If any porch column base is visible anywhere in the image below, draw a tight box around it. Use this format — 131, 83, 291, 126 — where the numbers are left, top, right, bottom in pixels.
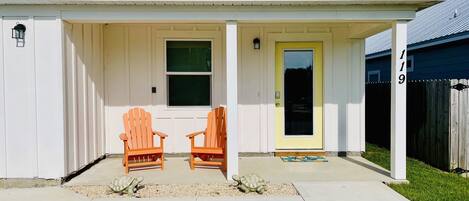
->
384, 179, 410, 185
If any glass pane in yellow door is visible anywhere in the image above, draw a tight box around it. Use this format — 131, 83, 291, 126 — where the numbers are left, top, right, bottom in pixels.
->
275, 42, 323, 150
284, 50, 314, 135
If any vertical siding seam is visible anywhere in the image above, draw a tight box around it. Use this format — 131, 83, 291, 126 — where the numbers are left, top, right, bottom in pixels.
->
263, 26, 270, 152
124, 26, 132, 107
256, 26, 262, 152
261, 27, 266, 152
125, 27, 130, 106
72, 24, 78, 171
0, 17, 7, 177
91, 25, 97, 160
349, 39, 354, 151
103, 24, 109, 154
257, 27, 263, 152
31, 16, 39, 177
345, 39, 350, 152
93, 24, 97, 158
82, 24, 89, 165
238, 27, 242, 151
60, 19, 69, 176
147, 26, 151, 108
100, 25, 106, 155
347, 39, 352, 151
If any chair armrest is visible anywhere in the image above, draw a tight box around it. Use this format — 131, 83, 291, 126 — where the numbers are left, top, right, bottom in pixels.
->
186, 131, 205, 138
119, 133, 128, 141
154, 131, 168, 138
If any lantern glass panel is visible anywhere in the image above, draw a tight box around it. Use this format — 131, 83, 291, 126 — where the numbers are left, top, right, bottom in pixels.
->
18, 31, 25, 39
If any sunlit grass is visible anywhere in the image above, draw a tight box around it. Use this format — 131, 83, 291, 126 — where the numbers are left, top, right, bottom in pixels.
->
363, 143, 469, 201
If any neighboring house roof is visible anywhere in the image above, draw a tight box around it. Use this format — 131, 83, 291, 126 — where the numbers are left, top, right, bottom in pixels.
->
0, 0, 440, 7
366, 0, 469, 57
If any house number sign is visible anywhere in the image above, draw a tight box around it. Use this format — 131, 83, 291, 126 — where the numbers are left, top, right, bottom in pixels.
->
398, 49, 406, 84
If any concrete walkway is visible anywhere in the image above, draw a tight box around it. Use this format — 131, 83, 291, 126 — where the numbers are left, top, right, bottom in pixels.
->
0, 182, 409, 201
294, 181, 409, 201
0, 187, 89, 201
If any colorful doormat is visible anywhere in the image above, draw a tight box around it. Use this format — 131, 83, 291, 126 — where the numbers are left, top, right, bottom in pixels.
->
280, 156, 328, 162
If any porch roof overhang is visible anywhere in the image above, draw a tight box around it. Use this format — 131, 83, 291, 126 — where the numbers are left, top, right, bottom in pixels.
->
0, 0, 441, 9
0, 0, 442, 23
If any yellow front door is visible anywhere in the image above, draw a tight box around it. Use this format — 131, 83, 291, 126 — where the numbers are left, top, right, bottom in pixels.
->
275, 42, 323, 150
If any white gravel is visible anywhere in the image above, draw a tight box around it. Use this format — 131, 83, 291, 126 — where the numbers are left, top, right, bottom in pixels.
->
67, 183, 298, 199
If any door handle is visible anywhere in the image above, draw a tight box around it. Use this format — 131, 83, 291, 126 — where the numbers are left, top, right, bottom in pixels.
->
275, 91, 281, 107
275, 91, 281, 99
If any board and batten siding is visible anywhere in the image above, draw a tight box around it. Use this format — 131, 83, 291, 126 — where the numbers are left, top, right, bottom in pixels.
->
103, 23, 366, 154
0, 16, 65, 178
63, 22, 106, 175
103, 24, 225, 154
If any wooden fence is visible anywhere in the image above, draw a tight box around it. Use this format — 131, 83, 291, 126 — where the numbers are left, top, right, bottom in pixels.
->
366, 79, 469, 171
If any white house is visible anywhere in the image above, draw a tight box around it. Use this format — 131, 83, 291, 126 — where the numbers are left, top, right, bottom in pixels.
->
0, 0, 439, 181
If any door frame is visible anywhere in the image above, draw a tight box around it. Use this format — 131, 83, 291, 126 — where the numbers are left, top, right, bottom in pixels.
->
264, 32, 332, 151
274, 42, 324, 150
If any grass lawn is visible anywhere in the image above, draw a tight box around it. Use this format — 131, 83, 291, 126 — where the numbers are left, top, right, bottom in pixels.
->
363, 143, 469, 201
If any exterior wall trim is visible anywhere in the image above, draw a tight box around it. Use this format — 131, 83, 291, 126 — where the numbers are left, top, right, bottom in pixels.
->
0, 16, 5, 178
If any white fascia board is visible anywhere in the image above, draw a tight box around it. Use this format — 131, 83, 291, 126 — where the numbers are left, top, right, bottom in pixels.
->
0, 7, 60, 17
1, 5, 416, 22
60, 9, 416, 22
0, 0, 441, 7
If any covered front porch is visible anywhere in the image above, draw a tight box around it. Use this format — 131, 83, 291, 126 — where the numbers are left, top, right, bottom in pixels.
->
57, 1, 418, 183
64, 156, 395, 186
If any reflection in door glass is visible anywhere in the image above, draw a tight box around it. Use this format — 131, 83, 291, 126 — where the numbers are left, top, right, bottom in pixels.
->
284, 50, 313, 135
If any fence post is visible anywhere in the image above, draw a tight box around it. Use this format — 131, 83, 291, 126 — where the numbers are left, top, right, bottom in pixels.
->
460, 79, 469, 170
450, 79, 460, 170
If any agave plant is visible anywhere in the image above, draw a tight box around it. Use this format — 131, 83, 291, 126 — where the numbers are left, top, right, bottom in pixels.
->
108, 176, 144, 197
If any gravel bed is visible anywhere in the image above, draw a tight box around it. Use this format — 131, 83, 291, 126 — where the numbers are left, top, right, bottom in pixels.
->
67, 183, 298, 198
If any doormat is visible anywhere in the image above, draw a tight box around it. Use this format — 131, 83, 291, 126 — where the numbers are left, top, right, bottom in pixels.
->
280, 156, 328, 162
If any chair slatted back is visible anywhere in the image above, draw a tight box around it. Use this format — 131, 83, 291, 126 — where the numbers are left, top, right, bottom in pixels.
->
123, 108, 154, 150
204, 107, 227, 148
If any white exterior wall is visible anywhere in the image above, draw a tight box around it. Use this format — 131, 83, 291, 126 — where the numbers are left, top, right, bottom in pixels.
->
322, 27, 366, 153
104, 23, 366, 154
0, 16, 65, 178
103, 24, 225, 154
0, 4, 415, 179
63, 22, 106, 175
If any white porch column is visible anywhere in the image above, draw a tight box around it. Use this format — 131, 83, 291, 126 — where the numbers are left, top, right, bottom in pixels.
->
391, 21, 407, 180
225, 20, 239, 179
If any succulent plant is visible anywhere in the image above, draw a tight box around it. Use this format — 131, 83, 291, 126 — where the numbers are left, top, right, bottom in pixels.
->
108, 176, 144, 197
232, 174, 267, 194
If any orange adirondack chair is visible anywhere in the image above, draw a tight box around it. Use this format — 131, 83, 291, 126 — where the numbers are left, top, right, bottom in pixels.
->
119, 108, 167, 173
186, 107, 227, 171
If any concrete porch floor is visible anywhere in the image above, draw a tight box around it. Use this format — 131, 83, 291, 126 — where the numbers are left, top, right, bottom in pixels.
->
64, 156, 396, 186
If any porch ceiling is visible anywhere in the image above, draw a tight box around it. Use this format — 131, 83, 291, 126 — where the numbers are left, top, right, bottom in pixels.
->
0, 0, 442, 10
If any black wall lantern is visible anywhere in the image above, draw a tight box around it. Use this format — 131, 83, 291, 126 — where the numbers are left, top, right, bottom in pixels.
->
253, 38, 260, 49
12, 23, 26, 47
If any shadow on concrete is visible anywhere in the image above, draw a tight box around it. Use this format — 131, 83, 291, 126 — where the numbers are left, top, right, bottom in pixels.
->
341, 157, 391, 178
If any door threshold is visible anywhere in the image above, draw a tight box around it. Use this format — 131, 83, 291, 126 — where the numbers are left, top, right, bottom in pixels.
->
274, 150, 326, 157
